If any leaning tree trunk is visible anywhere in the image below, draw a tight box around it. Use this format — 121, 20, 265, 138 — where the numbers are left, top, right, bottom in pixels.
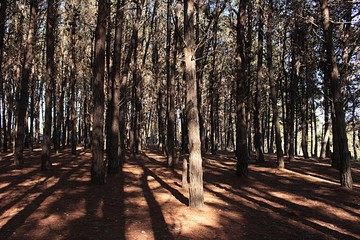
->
235, 0, 249, 177
184, 0, 204, 209
15, 0, 38, 167
41, 0, 56, 170
91, 0, 107, 184
319, 0, 352, 189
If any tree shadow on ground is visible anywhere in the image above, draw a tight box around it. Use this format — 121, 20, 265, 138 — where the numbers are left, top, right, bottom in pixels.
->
0, 147, 359, 239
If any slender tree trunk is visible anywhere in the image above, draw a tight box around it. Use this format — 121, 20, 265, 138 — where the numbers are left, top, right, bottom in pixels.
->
184, 0, 204, 209
53, 75, 59, 153
130, 0, 144, 157
267, 0, 283, 168
41, 0, 56, 170
15, 0, 38, 167
352, 103, 357, 160
91, 0, 107, 184
0, 0, 7, 158
166, 0, 175, 167
320, 72, 331, 159
281, 28, 288, 156
210, 18, 219, 155
70, 5, 78, 155
118, 0, 127, 163
301, 81, 309, 159
107, 0, 123, 174
312, 96, 318, 157
59, 75, 66, 149
254, 0, 264, 162
319, 0, 352, 189
236, 0, 249, 177
288, 10, 302, 161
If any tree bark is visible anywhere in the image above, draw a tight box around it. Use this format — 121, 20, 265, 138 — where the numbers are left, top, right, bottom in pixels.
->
254, 0, 264, 162
0, 0, 7, 159
119, 0, 128, 163
70, 5, 78, 156
107, 0, 124, 174
267, 0, 283, 168
166, 0, 175, 167
319, 0, 352, 189
236, 0, 249, 177
184, 0, 204, 209
91, 0, 107, 184
41, 0, 56, 170
15, 0, 38, 167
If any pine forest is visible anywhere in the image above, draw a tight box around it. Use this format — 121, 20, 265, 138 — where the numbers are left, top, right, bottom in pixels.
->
0, 0, 359, 239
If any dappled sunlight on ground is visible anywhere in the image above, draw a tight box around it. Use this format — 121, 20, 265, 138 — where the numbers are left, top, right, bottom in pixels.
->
0, 148, 359, 239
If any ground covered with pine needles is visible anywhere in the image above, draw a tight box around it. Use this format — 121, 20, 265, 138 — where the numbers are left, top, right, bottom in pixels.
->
0, 147, 359, 239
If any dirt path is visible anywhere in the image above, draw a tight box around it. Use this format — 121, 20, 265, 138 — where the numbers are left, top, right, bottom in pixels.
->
0, 148, 359, 239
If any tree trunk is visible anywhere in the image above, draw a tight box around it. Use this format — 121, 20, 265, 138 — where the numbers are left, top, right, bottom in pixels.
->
236, 0, 249, 177
184, 0, 204, 209
312, 96, 318, 157
210, 18, 219, 155
91, 0, 107, 184
166, 0, 175, 167
130, 0, 144, 157
0, 0, 7, 158
41, 0, 56, 170
352, 103, 357, 160
70, 5, 78, 156
107, 0, 124, 174
281, 28, 289, 156
254, 0, 264, 162
320, 68, 331, 159
319, 0, 352, 189
118, 0, 127, 164
267, 0, 283, 168
15, 0, 38, 167
300, 81, 309, 159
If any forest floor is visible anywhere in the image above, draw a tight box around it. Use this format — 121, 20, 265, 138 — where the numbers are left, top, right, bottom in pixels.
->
0, 147, 359, 240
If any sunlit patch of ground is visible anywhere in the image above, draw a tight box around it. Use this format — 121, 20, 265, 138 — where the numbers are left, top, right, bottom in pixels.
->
0, 147, 359, 239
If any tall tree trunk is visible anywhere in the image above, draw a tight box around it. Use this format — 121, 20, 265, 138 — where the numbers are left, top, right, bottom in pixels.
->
0, 0, 7, 158
288, 5, 302, 161
267, 0, 283, 168
166, 0, 175, 167
184, 0, 204, 209
254, 0, 264, 162
91, 0, 107, 184
70, 5, 78, 155
130, 0, 144, 157
41, 0, 56, 170
15, 0, 38, 167
107, 0, 124, 174
119, 0, 128, 163
319, 0, 352, 189
281, 28, 289, 156
210, 18, 219, 155
236, 0, 249, 177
